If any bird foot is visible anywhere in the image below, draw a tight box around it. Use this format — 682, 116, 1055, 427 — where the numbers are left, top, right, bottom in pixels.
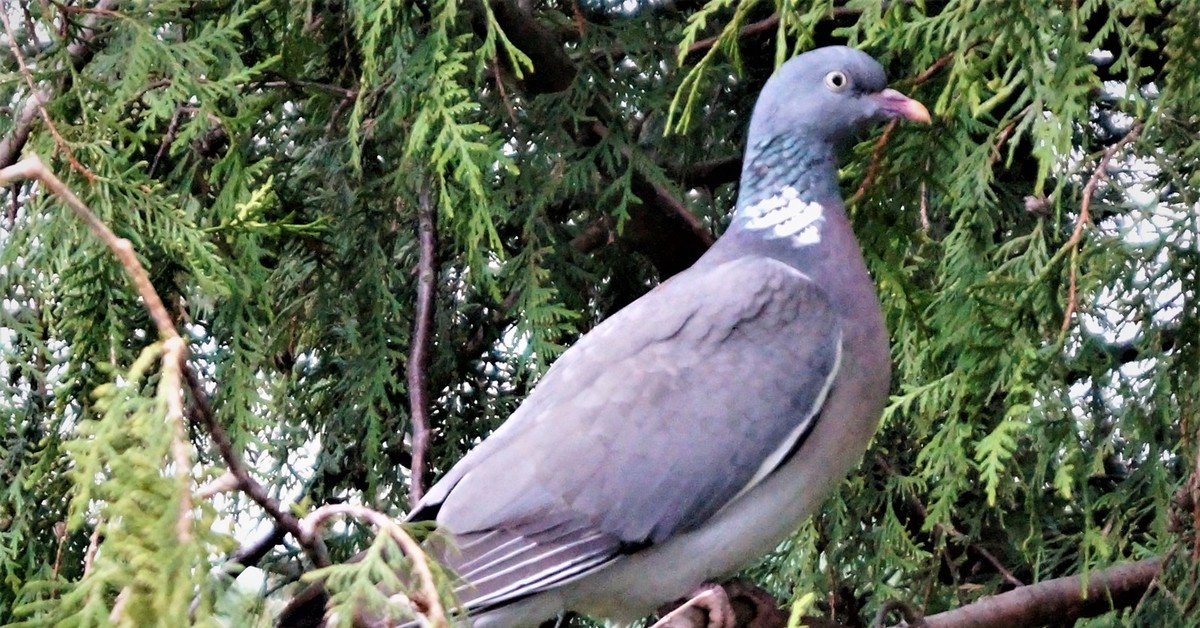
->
652, 583, 735, 628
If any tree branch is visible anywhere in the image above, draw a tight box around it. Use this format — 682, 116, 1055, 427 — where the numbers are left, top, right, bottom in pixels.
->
1061, 121, 1143, 334
407, 189, 438, 507
183, 365, 330, 568
916, 557, 1163, 628
0, 0, 115, 172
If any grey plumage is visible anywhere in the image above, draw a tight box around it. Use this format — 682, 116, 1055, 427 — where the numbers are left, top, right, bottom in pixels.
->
278, 45, 929, 628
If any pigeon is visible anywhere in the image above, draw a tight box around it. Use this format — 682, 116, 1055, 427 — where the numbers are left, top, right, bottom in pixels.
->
280, 45, 929, 628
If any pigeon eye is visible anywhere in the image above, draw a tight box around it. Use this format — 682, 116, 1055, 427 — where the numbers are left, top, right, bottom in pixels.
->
824, 71, 849, 92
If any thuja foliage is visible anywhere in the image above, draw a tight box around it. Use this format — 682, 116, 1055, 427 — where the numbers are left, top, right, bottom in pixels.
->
1, 0, 1197, 626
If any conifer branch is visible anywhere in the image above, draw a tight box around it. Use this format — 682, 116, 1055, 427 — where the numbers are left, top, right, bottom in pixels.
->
0, 0, 113, 168
299, 504, 448, 628
0, 157, 195, 546
0, 155, 331, 567
0, 7, 94, 180
407, 189, 438, 506
1061, 122, 1143, 334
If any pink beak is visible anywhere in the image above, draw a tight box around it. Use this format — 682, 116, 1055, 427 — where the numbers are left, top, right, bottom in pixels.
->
873, 88, 932, 124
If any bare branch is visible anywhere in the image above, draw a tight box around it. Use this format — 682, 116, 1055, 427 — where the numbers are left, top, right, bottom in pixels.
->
183, 365, 331, 568
685, 14, 780, 61
917, 557, 1163, 628
407, 189, 438, 506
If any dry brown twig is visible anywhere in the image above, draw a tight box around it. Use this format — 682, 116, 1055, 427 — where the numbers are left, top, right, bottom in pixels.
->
298, 503, 448, 628
1060, 122, 1144, 334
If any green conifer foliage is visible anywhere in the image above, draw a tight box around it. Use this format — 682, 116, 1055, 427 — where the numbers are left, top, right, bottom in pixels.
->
1, 1, 1197, 625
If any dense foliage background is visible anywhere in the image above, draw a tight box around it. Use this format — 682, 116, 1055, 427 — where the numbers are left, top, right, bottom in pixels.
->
2, 0, 1198, 626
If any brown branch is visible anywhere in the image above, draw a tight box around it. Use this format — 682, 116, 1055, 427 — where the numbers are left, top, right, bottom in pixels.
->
183, 365, 330, 568
685, 14, 780, 61
913, 49, 957, 86
1060, 122, 1143, 334
916, 557, 1163, 628
407, 189, 438, 507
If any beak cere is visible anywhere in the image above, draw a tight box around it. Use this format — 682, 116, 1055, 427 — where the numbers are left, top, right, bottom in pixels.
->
873, 88, 932, 124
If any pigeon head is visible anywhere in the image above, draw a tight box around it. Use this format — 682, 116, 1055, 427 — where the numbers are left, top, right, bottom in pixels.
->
748, 46, 930, 149
737, 46, 929, 212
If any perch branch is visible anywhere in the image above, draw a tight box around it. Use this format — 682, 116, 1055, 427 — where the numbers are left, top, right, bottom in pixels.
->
916, 557, 1163, 628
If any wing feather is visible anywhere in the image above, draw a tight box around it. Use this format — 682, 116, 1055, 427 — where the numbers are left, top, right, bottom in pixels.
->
411, 255, 841, 611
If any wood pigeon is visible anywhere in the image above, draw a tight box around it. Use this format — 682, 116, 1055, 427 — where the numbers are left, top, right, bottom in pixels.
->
281, 45, 929, 627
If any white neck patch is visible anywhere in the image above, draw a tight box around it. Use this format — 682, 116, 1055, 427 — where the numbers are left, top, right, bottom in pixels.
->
736, 186, 824, 245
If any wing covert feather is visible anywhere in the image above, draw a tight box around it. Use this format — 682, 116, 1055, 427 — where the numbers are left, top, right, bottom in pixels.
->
428, 255, 841, 543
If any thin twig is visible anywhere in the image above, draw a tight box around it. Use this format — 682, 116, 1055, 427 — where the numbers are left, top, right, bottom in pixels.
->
913, 49, 957, 86
918, 180, 930, 231
299, 503, 448, 628
685, 14, 780, 60
0, 10, 94, 181
1060, 122, 1143, 334
183, 365, 330, 567
109, 586, 132, 623
196, 471, 241, 500
407, 189, 438, 506
848, 120, 898, 206
83, 518, 103, 577
149, 104, 184, 177
876, 454, 1025, 587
